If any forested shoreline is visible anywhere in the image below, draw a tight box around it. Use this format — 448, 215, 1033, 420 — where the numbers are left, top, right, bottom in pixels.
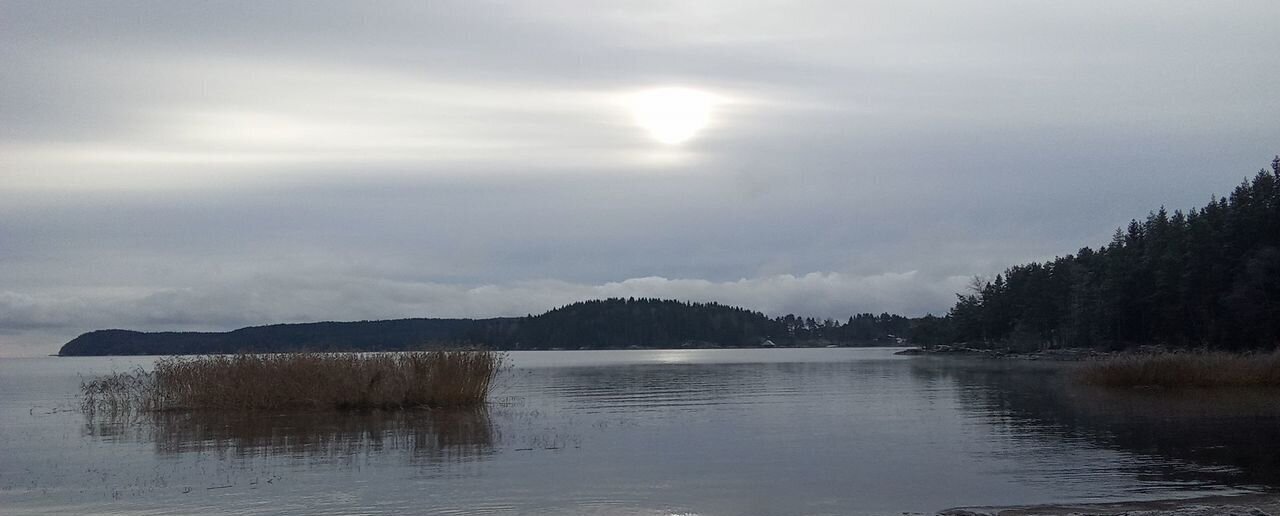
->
939, 157, 1280, 351
59, 157, 1279, 356
57, 298, 913, 356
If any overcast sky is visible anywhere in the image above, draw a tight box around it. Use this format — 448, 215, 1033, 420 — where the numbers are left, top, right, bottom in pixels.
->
2, 1, 1278, 355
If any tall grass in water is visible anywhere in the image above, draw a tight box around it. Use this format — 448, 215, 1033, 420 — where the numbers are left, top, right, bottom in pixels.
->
1076, 351, 1280, 388
81, 351, 504, 414
80, 366, 162, 416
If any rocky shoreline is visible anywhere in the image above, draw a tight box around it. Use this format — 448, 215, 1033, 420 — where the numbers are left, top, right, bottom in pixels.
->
937, 492, 1280, 515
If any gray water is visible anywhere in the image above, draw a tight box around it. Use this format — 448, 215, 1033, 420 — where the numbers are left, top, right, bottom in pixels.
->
3, 348, 1279, 515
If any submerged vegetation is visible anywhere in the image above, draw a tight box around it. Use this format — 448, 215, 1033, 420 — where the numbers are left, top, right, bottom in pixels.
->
1077, 351, 1280, 388
80, 350, 504, 414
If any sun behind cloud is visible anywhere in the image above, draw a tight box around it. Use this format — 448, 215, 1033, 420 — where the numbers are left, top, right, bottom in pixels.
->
627, 87, 721, 145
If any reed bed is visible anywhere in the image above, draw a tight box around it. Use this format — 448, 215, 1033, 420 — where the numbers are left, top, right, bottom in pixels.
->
80, 366, 161, 416
80, 350, 504, 413
1076, 351, 1280, 388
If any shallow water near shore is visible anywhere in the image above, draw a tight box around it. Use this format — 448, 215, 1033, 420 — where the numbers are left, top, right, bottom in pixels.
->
3, 348, 1280, 515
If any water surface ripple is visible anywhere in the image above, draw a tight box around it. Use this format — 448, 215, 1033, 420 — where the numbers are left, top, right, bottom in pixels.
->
2, 348, 1278, 515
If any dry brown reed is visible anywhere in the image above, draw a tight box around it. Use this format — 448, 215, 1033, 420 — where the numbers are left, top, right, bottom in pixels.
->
80, 350, 504, 413
1075, 351, 1280, 388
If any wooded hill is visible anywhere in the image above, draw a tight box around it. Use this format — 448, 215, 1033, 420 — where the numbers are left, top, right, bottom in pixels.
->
57, 298, 912, 356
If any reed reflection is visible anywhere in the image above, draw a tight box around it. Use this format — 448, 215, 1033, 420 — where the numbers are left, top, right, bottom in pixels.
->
85, 408, 497, 464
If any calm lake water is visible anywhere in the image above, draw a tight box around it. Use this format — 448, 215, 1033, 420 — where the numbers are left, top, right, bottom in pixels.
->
3, 348, 1280, 515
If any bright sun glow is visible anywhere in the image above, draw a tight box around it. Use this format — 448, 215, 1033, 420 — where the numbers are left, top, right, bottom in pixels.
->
629, 87, 719, 145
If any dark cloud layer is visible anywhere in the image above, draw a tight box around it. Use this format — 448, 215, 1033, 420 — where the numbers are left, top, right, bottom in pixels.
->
2, 1, 1278, 355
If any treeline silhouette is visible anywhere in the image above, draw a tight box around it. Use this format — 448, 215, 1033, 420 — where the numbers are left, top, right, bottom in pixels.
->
941, 157, 1280, 351
508, 299, 911, 349
58, 298, 912, 356
59, 157, 1278, 356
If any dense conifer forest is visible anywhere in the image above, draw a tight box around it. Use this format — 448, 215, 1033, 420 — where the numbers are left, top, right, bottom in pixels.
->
940, 157, 1280, 351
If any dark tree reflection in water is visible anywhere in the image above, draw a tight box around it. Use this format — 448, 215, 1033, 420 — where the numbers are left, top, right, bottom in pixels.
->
911, 359, 1280, 489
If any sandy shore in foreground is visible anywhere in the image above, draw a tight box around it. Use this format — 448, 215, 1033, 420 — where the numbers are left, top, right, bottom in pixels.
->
938, 492, 1280, 515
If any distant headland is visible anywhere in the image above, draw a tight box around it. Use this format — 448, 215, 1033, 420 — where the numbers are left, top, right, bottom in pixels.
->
57, 298, 917, 356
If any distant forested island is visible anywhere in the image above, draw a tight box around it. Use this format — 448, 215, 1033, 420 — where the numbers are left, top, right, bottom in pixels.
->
57, 298, 915, 356
59, 157, 1278, 357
